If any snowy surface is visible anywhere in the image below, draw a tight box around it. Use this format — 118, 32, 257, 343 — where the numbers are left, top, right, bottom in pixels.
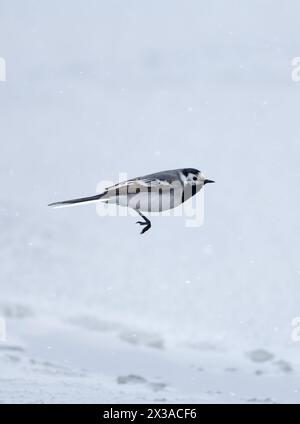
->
1, 313, 300, 403
1, 0, 300, 403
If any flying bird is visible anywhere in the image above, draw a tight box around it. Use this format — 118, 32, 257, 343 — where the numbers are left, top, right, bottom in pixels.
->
48, 168, 214, 234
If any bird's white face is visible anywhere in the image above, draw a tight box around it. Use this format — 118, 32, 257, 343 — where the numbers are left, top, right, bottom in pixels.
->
185, 171, 202, 185
182, 170, 215, 187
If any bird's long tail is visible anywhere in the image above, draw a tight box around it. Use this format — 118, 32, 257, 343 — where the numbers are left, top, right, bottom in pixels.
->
48, 191, 107, 208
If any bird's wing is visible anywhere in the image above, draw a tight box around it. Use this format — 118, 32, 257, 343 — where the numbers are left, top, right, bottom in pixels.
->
104, 177, 181, 197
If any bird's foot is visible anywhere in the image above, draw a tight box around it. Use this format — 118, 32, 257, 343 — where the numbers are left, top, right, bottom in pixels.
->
140, 223, 151, 234
136, 220, 151, 234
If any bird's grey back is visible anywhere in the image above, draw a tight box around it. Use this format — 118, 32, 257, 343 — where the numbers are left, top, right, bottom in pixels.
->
132, 169, 182, 184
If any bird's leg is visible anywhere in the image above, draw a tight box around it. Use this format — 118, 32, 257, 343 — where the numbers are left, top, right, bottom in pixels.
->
135, 210, 152, 234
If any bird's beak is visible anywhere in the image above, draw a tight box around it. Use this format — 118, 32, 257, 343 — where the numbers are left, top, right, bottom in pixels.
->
204, 179, 215, 185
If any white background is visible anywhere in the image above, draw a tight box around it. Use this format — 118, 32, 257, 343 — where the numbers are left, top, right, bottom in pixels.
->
0, 0, 300, 403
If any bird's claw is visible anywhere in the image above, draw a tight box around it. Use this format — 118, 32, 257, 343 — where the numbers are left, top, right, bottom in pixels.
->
140, 224, 151, 234
135, 220, 151, 234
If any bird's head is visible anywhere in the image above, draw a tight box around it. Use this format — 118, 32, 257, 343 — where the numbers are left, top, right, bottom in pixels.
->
181, 168, 215, 187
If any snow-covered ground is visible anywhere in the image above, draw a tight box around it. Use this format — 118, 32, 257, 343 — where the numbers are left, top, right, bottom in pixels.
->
1, 314, 300, 404
1, 0, 300, 403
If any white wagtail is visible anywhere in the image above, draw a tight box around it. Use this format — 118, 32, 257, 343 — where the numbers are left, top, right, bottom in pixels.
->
49, 168, 214, 234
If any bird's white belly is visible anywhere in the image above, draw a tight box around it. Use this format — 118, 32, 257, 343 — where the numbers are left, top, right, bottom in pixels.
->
108, 191, 182, 212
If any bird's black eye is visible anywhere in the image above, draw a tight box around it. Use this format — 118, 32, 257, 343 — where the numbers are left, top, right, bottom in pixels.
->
193, 176, 197, 181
